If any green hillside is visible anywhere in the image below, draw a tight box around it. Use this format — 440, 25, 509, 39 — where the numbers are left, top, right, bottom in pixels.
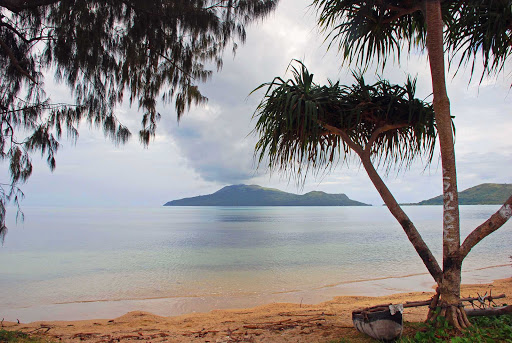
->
164, 184, 369, 206
415, 183, 512, 205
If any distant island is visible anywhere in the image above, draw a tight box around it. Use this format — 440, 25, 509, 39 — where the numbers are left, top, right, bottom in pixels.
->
164, 184, 370, 206
408, 183, 512, 205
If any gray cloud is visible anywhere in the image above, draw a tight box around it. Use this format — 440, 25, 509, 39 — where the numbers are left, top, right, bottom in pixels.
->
7, 0, 511, 208
165, 0, 511, 206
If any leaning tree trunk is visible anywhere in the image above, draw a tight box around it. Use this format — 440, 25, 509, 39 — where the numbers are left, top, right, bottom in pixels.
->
424, 0, 469, 330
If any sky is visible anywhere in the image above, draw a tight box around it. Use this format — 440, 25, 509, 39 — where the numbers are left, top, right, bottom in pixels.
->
6, 0, 512, 209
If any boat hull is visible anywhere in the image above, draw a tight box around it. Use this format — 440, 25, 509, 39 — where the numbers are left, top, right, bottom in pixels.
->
352, 309, 403, 341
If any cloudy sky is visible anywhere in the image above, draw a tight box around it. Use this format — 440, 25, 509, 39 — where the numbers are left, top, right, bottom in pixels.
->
9, 0, 512, 208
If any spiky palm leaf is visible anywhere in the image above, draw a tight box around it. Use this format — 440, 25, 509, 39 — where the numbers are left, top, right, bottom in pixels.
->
252, 61, 437, 178
313, 0, 512, 79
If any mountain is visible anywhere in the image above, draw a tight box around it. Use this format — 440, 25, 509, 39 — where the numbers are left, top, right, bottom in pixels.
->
164, 184, 370, 206
413, 183, 512, 205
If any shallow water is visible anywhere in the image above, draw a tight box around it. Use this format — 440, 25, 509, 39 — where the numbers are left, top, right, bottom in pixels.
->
0, 205, 510, 322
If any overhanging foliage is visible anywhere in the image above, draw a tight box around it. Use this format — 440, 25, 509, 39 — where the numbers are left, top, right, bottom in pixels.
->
0, 0, 278, 240
252, 61, 437, 178
313, 0, 512, 79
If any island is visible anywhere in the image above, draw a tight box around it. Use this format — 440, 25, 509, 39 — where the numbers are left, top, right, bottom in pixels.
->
410, 183, 512, 205
164, 184, 369, 206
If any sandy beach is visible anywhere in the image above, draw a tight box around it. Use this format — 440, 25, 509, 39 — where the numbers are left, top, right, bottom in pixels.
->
2, 277, 510, 343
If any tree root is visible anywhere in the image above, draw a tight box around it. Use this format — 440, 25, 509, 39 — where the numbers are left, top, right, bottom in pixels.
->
460, 307, 471, 327
428, 304, 471, 331
426, 287, 440, 322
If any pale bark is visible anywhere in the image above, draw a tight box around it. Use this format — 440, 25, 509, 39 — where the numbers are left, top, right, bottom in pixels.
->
459, 194, 512, 259
425, 0, 461, 303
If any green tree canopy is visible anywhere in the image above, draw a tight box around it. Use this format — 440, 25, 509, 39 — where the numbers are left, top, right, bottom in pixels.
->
0, 0, 278, 240
253, 62, 437, 177
314, 0, 512, 78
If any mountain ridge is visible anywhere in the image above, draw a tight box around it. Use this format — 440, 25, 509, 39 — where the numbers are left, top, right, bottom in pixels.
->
409, 183, 512, 205
164, 184, 370, 206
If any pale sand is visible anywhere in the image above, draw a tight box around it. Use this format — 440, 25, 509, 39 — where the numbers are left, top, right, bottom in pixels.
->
2, 278, 511, 343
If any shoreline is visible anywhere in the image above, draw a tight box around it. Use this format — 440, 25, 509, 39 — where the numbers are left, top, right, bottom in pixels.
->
3, 277, 511, 343
2, 264, 510, 324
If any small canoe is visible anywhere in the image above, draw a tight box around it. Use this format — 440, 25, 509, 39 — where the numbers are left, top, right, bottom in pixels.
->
352, 304, 403, 341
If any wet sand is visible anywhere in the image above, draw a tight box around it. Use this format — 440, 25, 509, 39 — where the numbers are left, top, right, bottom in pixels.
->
3, 277, 511, 343
5, 264, 510, 323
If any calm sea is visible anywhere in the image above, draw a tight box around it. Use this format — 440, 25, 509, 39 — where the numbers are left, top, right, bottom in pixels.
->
1, 205, 510, 322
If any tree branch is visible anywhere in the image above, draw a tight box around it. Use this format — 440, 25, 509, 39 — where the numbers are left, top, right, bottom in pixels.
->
365, 123, 409, 153
0, 37, 37, 84
158, 52, 196, 81
0, 21, 28, 43
319, 121, 363, 155
0, 0, 60, 12
320, 118, 443, 283
459, 194, 512, 260
358, 152, 443, 283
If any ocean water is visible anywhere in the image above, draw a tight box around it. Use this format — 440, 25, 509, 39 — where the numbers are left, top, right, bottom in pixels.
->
0, 205, 510, 322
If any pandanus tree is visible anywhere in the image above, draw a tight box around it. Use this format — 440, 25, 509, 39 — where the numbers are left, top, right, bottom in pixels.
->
253, 0, 512, 330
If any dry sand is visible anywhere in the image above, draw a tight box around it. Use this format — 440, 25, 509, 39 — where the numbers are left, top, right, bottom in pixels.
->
2, 278, 511, 343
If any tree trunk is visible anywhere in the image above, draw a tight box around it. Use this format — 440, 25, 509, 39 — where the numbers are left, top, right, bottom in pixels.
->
424, 0, 468, 330
358, 152, 442, 283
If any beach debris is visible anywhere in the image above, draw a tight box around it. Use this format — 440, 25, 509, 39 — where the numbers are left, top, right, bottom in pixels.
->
465, 305, 512, 317
148, 331, 170, 339
356, 292, 506, 313
71, 332, 104, 340
278, 311, 335, 317
25, 324, 54, 334
243, 316, 327, 331
465, 291, 503, 309
116, 334, 142, 340
353, 291, 508, 340
186, 328, 220, 338
463, 290, 511, 317
215, 331, 255, 343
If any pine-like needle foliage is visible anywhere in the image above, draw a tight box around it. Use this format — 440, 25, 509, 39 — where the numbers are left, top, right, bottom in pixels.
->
252, 61, 437, 180
0, 0, 278, 238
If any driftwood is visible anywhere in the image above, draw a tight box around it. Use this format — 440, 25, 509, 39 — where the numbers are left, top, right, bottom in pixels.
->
465, 305, 512, 317
354, 293, 506, 313
278, 311, 335, 317
243, 316, 327, 331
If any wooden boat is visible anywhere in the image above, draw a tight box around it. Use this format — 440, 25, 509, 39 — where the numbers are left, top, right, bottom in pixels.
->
352, 304, 403, 341
351, 293, 508, 340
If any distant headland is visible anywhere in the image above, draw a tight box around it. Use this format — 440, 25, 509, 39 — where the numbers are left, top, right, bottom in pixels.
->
407, 183, 512, 205
164, 184, 370, 206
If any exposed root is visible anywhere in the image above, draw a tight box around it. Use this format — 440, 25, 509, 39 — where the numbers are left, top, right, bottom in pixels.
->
460, 307, 471, 327
426, 287, 440, 322
447, 306, 463, 331
429, 304, 471, 331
